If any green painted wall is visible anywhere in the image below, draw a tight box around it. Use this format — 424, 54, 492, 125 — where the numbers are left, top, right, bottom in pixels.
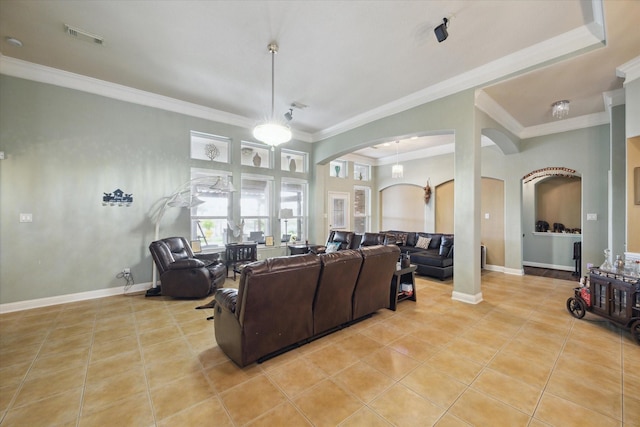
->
0, 75, 310, 304
0, 73, 623, 305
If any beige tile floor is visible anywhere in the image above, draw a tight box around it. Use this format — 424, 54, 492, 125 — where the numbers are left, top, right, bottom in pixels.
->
1, 271, 638, 426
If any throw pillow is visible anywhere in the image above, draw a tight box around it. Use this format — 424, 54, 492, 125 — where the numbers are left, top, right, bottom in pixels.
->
397, 232, 408, 246
325, 242, 341, 253
415, 236, 432, 249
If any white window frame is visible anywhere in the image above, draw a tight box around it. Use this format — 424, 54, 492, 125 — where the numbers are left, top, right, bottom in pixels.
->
190, 131, 231, 164
354, 185, 371, 233
281, 178, 308, 242
281, 149, 307, 173
241, 173, 273, 241
190, 168, 233, 249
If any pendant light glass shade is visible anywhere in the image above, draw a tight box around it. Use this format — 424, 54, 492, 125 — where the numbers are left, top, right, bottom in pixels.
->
392, 141, 403, 178
253, 122, 291, 146
253, 43, 291, 147
392, 164, 404, 178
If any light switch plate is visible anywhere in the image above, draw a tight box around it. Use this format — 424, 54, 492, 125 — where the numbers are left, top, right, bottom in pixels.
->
587, 213, 598, 221
19, 213, 33, 223
0, 151, 4, 160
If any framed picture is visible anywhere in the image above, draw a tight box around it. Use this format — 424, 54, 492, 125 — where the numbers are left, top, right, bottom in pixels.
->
264, 235, 274, 246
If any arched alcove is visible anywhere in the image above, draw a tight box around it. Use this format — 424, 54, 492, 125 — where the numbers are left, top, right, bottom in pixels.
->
380, 184, 424, 231
522, 167, 582, 272
435, 178, 506, 267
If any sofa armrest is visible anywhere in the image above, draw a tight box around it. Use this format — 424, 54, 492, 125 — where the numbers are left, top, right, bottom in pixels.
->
215, 288, 238, 313
195, 253, 221, 266
168, 258, 206, 269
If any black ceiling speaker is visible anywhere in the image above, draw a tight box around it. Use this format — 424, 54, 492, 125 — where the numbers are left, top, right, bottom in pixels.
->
434, 18, 449, 43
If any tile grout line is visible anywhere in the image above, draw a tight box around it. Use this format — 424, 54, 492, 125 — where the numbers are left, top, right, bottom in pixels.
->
0, 309, 63, 425
74, 304, 99, 427
526, 293, 576, 426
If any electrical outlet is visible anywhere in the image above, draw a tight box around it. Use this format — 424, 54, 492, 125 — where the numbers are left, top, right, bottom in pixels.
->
123, 268, 130, 274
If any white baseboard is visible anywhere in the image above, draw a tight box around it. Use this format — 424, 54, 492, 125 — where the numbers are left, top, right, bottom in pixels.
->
484, 264, 524, 276
0, 282, 152, 314
523, 261, 574, 272
504, 267, 525, 276
451, 291, 484, 304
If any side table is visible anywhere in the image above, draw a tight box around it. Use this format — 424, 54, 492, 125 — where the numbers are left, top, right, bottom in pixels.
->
225, 243, 257, 280
389, 264, 417, 310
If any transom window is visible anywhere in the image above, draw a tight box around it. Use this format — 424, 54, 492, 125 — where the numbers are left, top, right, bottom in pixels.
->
190, 131, 230, 163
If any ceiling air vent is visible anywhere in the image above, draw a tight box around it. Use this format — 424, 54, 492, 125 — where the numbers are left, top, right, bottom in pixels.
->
64, 24, 104, 45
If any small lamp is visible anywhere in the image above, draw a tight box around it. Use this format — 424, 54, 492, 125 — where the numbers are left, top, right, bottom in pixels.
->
279, 208, 293, 241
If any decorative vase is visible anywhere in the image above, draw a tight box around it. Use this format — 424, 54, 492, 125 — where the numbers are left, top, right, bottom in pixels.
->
289, 158, 296, 172
334, 165, 340, 177
253, 153, 261, 167
600, 249, 613, 271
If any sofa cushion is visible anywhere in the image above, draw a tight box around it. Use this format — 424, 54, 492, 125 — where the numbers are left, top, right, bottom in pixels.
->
418, 233, 442, 250
439, 235, 454, 257
382, 230, 409, 246
410, 251, 453, 268
325, 242, 341, 253
361, 232, 385, 246
405, 232, 417, 247
415, 236, 431, 249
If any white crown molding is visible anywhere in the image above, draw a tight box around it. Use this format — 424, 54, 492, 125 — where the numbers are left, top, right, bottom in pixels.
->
340, 153, 376, 165
0, 55, 315, 143
373, 135, 493, 165
313, 21, 605, 142
616, 55, 640, 84
603, 88, 626, 116
519, 111, 609, 139
475, 90, 524, 137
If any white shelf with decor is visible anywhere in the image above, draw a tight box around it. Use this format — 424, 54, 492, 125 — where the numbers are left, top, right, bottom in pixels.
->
329, 159, 347, 178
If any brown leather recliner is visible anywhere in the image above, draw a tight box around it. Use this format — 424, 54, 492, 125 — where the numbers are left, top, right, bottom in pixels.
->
352, 245, 400, 320
359, 232, 386, 247
149, 237, 225, 298
325, 230, 356, 250
313, 249, 363, 335
214, 254, 322, 367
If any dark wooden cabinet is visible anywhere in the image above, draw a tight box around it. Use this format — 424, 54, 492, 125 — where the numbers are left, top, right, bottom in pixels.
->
590, 272, 637, 322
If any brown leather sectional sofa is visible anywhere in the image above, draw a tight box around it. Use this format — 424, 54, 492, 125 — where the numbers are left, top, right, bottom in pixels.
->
213, 244, 400, 367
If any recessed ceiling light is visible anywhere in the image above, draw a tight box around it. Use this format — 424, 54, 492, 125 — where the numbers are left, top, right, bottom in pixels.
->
5, 37, 23, 47
383, 142, 391, 147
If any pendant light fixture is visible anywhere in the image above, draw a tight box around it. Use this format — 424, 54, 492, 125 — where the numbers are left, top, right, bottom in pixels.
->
392, 141, 403, 178
253, 43, 292, 147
